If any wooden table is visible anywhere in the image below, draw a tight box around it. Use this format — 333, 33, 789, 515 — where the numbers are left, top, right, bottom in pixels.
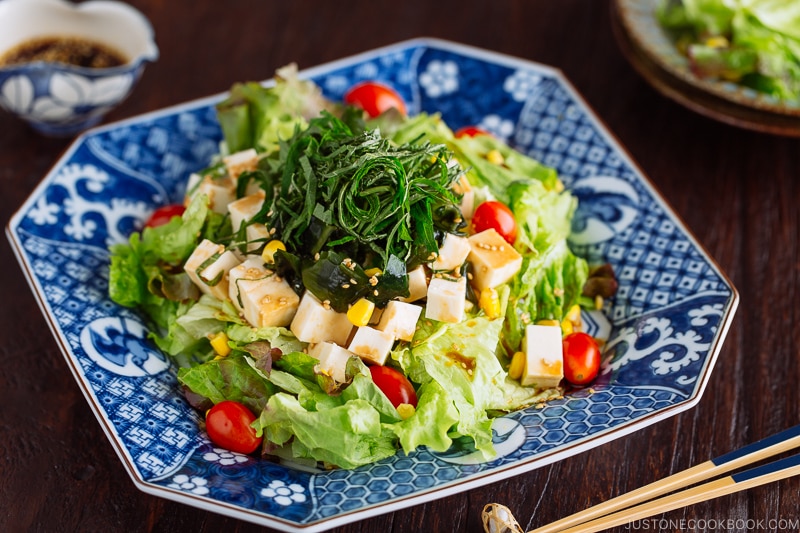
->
2, 1, 798, 532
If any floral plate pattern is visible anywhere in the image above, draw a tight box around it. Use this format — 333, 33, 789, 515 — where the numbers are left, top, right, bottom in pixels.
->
7, 38, 738, 532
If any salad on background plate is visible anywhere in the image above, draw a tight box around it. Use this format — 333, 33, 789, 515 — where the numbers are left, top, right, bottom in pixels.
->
108, 65, 616, 469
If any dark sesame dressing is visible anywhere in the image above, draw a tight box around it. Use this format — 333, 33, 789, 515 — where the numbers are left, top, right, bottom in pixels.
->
0, 37, 127, 68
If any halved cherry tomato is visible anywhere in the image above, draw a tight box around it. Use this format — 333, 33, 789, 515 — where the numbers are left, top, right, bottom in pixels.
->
455, 126, 490, 138
562, 332, 601, 386
369, 365, 418, 408
472, 201, 518, 244
145, 204, 185, 228
344, 81, 407, 118
205, 400, 263, 454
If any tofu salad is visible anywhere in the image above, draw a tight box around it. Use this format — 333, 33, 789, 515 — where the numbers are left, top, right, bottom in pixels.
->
108, 65, 616, 469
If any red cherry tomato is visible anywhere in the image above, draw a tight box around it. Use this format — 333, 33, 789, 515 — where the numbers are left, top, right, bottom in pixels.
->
205, 400, 263, 454
369, 365, 418, 408
472, 201, 518, 244
562, 332, 601, 386
344, 81, 407, 118
145, 204, 185, 228
455, 126, 490, 138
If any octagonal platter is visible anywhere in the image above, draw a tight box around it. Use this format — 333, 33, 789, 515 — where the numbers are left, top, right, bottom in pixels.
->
7, 38, 738, 532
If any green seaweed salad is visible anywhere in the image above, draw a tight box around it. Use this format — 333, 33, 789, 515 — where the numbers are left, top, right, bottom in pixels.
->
108, 65, 611, 469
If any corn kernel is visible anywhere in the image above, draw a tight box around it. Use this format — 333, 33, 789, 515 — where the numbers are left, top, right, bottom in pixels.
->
261, 239, 286, 263
486, 149, 505, 165
594, 295, 604, 310
347, 298, 375, 327
364, 267, 382, 277
397, 403, 416, 420
561, 318, 574, 336
509, 351, 525, 380
705, 36, 729, 48
536, 319, 560, 327
566, 304, 581, 324
210, 331, 231, 357
479, 287, 501, 318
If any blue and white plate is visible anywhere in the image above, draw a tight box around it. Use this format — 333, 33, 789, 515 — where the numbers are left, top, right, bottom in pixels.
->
7, 38, 738, 532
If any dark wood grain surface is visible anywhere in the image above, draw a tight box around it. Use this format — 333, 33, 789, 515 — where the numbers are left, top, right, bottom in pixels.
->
2, 1, 798, 532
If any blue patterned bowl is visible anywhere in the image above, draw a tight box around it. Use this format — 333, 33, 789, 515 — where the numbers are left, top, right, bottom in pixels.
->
0, 0, 158, 136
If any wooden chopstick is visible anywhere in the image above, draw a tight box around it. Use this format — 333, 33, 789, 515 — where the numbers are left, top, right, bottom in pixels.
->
529, 424, 800, 533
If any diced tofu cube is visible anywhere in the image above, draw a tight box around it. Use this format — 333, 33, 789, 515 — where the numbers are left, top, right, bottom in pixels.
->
228, 258, 299, 328
245, 223, 270, 254
223, 148, 259, 180
290, 292, 353, 345
192, 174, 237, 214
185, 239, 241, 301
467, 228, 523, 290
308, 342, 354, 382
399, 265, 428, 303
521, 324, 564, 389
376, 301, 422, 341
425, 277, 466, 323
431, 233, 471, 271
228, 191, 265, 232
348, 326, 395, 366
452, 175, 475, 219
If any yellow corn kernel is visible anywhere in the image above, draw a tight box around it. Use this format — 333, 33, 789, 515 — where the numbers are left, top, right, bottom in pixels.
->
594, 295, 604, 310
705, 36, 729, 48
561, 318, 574, 336
261, 239, 286, 263
397, 403, 416, 420
479, 288, 501, 318
536, 319, 560, 327
210, 331, 231, 357
347, 298, 375, 327
364, 267, 382, 278
486, 149, 505, 165
553, 178, 565, 193
509, 351, 525, 380
566, 304, 581, 324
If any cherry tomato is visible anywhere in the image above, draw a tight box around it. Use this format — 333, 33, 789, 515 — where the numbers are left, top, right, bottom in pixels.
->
145, 204, 185, 228
472, 201, 518, 244
344, 81, 407, 118
562, 332, 601, 386
455, 126, 490, 138
369, 365, 418, 408
205, 400, 263, 454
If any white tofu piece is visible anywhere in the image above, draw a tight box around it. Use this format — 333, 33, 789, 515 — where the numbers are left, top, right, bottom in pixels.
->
228, 191, 265, 232
228, 257, 300, 328
521, 324, 564, 389
399, 265, 428, 303
308, 342, 354, 382
452, 175, 475, 219
424, 277, 466, 323
348, 326, 395, 366
184, 239, 241, 301
467, 228, 523, 290
223, 148, 259, 180
245, 223, 270, 254
376, 301, 422, 341
431, 233, 471, 271
194, 174, 237, 214
290, 292, 353, 345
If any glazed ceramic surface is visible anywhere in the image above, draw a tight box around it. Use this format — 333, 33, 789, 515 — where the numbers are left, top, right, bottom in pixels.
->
7, 38, 738, 532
